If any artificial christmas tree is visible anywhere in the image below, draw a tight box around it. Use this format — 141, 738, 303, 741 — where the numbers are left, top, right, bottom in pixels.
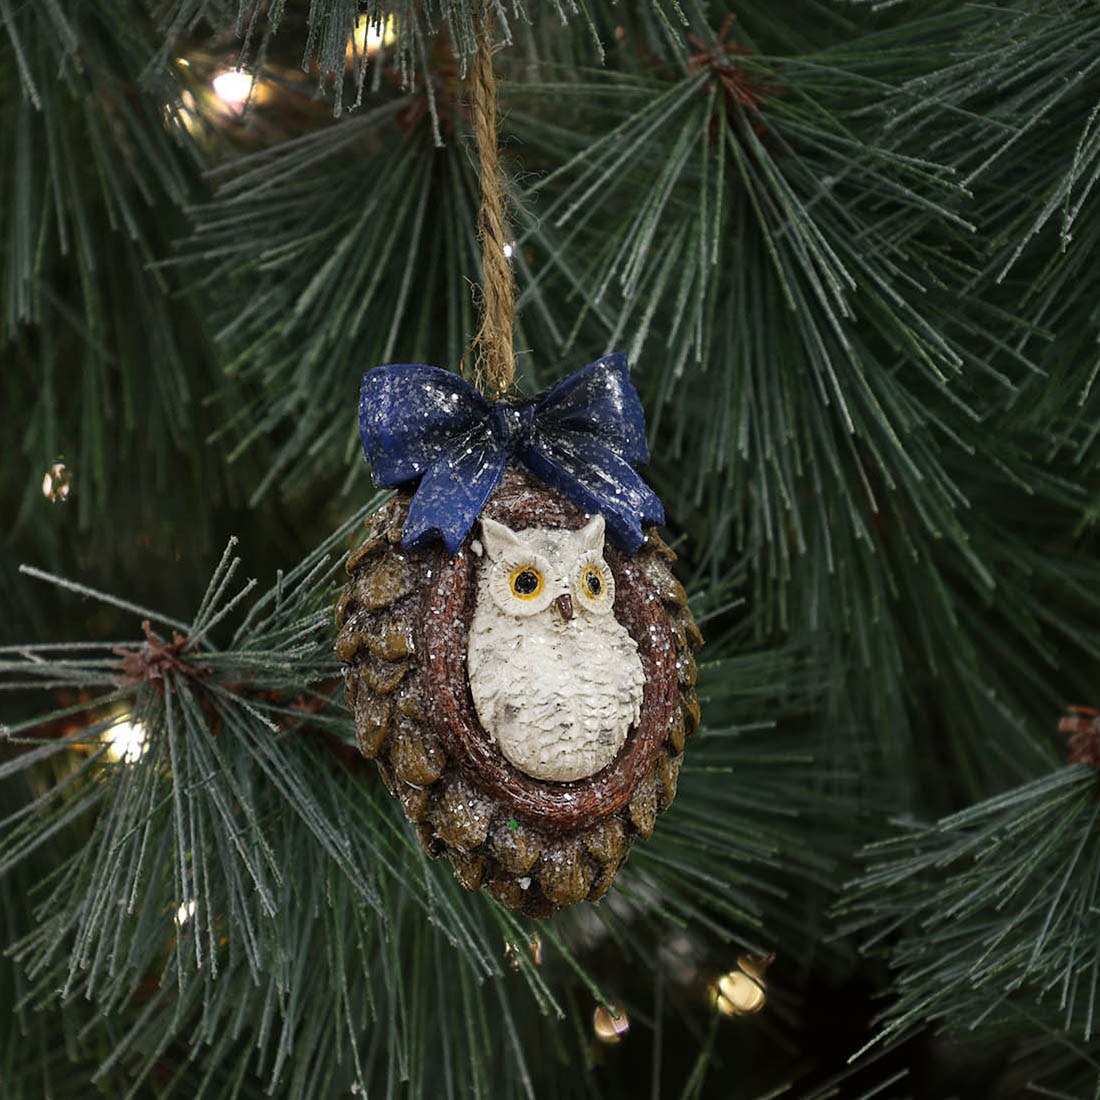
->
3, 2, 1100, 1097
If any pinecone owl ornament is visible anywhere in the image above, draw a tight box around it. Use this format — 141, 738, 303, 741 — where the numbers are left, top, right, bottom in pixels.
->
335, 356, 702, 916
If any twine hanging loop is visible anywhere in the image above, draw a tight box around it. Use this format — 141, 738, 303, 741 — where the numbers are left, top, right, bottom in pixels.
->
467, 19, 516, 397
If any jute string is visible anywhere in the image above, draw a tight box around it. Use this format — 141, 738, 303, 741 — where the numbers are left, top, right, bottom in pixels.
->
467, 19, 516, 397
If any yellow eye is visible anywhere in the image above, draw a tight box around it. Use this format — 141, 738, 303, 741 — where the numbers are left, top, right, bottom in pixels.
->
581, 567, 604, 599
509, 566, 544, 600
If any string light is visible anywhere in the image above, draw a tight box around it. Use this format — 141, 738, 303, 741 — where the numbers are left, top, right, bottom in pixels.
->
592, 1003, 629, 1043
41, 461, 72, 502
175, 899, 197, 925
104, 718, 148, 764
211, 69, 254, 111
348, 15, 396, 59
710, 953, 774, 1017
503, 241, 516, 259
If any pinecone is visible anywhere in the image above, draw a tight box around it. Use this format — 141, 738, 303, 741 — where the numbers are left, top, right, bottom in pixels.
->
334, 470, 702, 917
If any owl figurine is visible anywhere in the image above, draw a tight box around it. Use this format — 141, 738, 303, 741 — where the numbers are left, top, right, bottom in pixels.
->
466, 515, 646, 782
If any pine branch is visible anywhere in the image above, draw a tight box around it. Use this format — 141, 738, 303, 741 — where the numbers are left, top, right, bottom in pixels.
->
180, 102, 477, 503
142, 0, 691, 113
841, 758, 1100, 1052
0, 0, 200, 341
0, 493, 872, 1096
0, 0, 229, 602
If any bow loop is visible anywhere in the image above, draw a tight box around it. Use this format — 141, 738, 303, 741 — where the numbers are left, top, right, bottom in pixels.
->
358, 355, 662, 554
536, 354, 650, 465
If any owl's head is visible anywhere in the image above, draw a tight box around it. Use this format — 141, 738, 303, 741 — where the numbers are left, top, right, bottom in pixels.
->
478, 515, 615, 621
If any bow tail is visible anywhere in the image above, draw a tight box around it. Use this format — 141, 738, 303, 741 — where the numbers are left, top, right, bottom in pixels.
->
404, 446, 507, 553
526, 433, 665, 555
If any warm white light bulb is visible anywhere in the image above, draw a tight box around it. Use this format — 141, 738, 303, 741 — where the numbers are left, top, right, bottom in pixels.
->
593, 1003, 629, 1043
105, 719, 148, 764
713, 971, 766, 1015
41, 461, 72, 502
212, 69, 253, 108
349, 15, 396, 58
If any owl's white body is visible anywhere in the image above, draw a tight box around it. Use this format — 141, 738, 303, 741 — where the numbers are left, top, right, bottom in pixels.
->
466, 517, 645, 782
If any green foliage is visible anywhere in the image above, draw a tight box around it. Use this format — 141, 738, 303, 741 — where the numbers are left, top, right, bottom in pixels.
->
141, 0, 710, 123
843, 766, 1100, 1049
0, 2, 198, 333
0, 502, 860, 1097
4, 0, 1100, 1095
180, 103, 485, 503
0, 0, 225, 618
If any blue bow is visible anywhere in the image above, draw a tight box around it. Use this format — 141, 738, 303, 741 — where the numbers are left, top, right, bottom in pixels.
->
358, 353, 664, 555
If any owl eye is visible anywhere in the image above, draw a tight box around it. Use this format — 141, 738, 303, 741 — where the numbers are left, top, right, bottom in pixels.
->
581, 567, 604, 599
572, 555, 614, 613
509, 566, 544, 600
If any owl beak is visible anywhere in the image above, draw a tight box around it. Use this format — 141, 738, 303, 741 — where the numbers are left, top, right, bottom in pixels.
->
553, 593, 574, 622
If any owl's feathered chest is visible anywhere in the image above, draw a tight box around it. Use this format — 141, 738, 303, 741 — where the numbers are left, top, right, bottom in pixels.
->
466, 594, 644, 782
